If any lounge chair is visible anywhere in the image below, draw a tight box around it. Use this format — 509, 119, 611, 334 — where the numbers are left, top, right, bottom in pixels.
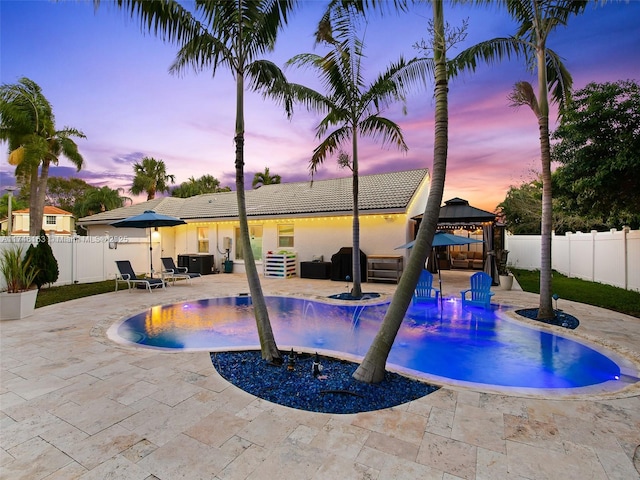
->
413, 269, 440, 304
460, 271, 494, 308
115, 260, 166, 292
161, 257, 202, 285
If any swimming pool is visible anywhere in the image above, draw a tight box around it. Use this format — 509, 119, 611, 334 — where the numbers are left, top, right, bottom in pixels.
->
109, 295, 635, 395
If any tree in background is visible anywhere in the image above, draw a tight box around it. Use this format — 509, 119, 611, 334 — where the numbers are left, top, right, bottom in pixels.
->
454, 0, 588, 320
252, 167, 281, 188
130, 156, 175, 200
286, 7, 410, 298
497, 176, 605, 235
552, 80, 640, 229
25, 230, 59, 289
498, 179, 543, 235
76, 186, 131, 217
0, 194, 28, 234
46, 177, 94, 212
172, 174, 231, 198
0, 77, 85, 235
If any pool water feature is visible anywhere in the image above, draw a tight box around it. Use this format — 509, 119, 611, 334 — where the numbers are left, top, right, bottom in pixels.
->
109, 295, 635, 395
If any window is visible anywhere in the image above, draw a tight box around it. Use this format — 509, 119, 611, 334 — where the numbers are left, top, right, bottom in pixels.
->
278, 224, 294, 248
46, 216, 56, 225
235, 225, 263, 261
197, 227, 209, 253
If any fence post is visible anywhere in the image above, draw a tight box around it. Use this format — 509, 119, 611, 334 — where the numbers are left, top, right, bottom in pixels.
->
623, 226, 630, 290
566, 231, 572, 279
591, 230, 597, 282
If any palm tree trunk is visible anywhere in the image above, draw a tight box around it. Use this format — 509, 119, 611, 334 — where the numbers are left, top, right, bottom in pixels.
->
30, 159, 49, 236
28, 165, 40, 236
234, 50, 280, 364
351, 127, 362, 297
536, 44, 554, 320
353, 0, 449, 383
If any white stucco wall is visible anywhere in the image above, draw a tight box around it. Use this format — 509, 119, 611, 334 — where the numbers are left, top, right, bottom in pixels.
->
86, 213, 414, 277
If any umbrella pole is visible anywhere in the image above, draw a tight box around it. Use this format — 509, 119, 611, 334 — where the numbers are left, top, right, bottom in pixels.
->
149, 228, 153, 278
438, 257, 443, 307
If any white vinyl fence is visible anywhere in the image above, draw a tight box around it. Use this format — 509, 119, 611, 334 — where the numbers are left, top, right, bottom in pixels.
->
0, 234, 153, 291
505, 228, 640, 292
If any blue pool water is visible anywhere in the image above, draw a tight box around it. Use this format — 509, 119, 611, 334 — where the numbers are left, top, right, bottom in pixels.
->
112, 296, 623, 391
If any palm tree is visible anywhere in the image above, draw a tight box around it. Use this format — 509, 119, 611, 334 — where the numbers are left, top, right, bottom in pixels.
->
252, 167, 281, 188
453, 0, 588, 319
0, 77, 85, 235
103, 0, 297, 364
286, 8, 410, 298
353, 0, 450, 383
76, 186, 131, 217
172, 174, 230, 198
130, 156, 175, 201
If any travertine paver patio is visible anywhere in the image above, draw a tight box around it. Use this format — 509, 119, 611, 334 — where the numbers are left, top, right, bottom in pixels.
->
1, 270, 639, 479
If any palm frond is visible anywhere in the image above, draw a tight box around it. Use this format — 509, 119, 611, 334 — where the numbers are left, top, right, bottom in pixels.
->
309, 125, 351, 172
390, 57, 434, 94
170, 32, 233, 76
359, 115, 408, 152
247, 59, 293, 117
360, 56, 416, 113
452, 37, 529, 73
57, 136, 85, 171
544, 48, 573, 114
104, 0, 199, 45
508, 80, 539, 116
316, 0, 409, 43
315, 107, 350, 138
286, 83, 334, 116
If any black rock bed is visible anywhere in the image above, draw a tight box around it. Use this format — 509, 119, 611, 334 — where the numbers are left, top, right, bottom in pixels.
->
211, 350, 439, 414
515, 308, 580, 329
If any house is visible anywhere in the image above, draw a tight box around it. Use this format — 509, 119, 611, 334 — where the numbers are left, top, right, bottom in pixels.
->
77, 169, 430, 279
5, 206, 75, 236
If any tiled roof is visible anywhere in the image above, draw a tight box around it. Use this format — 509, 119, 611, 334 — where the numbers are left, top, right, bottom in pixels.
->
13, 206, 74, 215
78, 169, 428, 225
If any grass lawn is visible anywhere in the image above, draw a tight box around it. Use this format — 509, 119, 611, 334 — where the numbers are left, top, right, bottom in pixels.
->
511, 269, 640, 319
36, 280, 114, 308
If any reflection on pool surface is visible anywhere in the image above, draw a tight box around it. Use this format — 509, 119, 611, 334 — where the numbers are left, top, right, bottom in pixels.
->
111, 295, 624, 391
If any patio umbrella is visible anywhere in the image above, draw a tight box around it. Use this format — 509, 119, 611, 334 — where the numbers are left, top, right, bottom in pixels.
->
395, 231, 483, 298
394, 231, 484, 250
111, 210, 186, 277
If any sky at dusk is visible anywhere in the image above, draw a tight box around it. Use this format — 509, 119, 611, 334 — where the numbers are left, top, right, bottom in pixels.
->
1, 0, 639, 213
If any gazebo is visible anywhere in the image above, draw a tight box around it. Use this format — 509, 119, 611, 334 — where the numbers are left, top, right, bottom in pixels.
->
413, 198, 502, 284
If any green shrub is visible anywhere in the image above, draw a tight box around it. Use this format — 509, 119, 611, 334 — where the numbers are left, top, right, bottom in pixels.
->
26, 230, 59, 289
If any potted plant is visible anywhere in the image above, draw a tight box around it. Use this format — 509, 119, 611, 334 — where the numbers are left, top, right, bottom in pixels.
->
498, 267, 514, 291
0, 245, 39, 320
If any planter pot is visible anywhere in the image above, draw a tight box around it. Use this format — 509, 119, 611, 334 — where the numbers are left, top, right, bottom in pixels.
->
499, 275, 514, 291
0, 289, 38, 320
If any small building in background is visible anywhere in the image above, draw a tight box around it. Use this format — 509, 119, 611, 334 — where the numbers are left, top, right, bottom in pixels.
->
8, 206, 75, 236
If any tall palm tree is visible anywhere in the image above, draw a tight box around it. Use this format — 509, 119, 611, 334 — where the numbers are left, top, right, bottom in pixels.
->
130, 156, 175, 201
252, 167, 281, 188
353, 0, 450, 383
453, 0, 587, 319
286, 8, 410, 298
0, 77, 85, 235
104, 0, 297, 363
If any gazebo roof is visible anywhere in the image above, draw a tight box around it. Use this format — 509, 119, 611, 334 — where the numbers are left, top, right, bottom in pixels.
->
413, 197, 496, 228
